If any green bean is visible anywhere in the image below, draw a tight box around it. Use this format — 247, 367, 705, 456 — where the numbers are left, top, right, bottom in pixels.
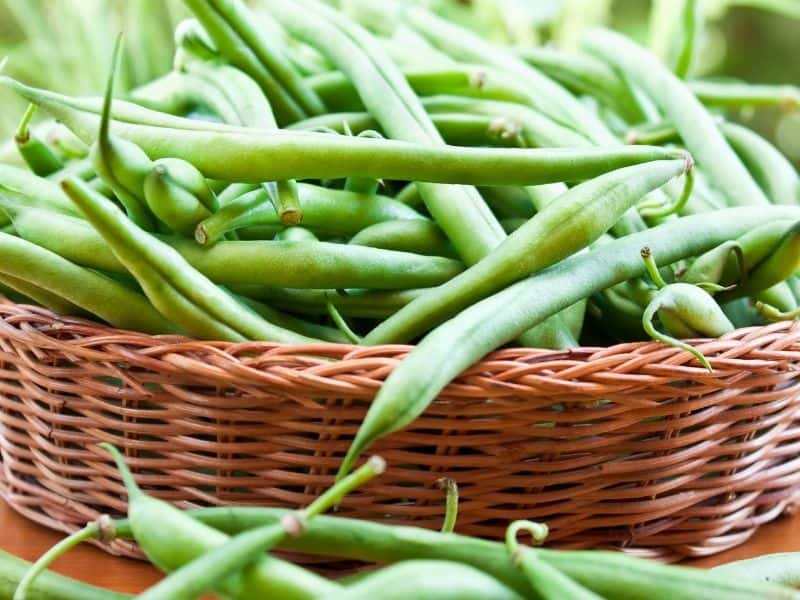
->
0, 549, 129, 600
290, 111, 524, 148
196, 183, 423, 245
5, 203, 464, 290
339, 205, 800, 479
362, 159, 690, 346
713, 553, 800, 588
756, 300, 800, 321
173, 17, 219, 63
181, 59, 304, 226
62, 176, 316, 343
349, 219, 456, 258
233, 294, 347, 343
0, 272, 84, 317
480, 187, 535, 220
179, 507, 800, 600
2, 76, 684, 187
181, 59, 277, 128
181, 0, 306, 124
344, 128, 383, 195
47, 158, 96, 183
326, 301, 361, 344
97, 444, 342, 600
90, 37, 156, 230
134, 452, 384, 600
14, 104, 64, 176
757, 282, 798, 313
584, 28, 770, 207
515, 46, 644, 124
689, 79, 800, 111
681, 240, 744, 286
722, 122, 800, 206
673, 0, 701, 79
229, 287, 423, 319
641, 248, 734, 371
0, 231, 177, 334
322, 561, 522, 600
143, 159, 215, 236
721, 221, 800, 301
0, 164, 80, 216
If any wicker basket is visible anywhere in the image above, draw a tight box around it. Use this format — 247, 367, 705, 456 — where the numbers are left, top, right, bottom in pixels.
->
1, 299, 800, 562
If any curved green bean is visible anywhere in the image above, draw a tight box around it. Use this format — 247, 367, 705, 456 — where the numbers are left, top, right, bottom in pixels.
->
14, 104, 64, 176
362, 159, 690, 346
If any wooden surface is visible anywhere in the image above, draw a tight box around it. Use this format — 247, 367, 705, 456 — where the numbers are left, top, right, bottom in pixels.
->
1, 499, 799, 594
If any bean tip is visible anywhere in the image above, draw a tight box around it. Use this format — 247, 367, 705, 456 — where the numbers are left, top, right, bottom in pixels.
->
279, 209, 303, 226
367, 455, 386, 475
640, 246, 651, 258
95, 514, 116, 543
280, 513, 306, 538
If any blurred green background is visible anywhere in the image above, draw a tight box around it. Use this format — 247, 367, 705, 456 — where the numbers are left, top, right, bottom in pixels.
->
0, 0, 797, 159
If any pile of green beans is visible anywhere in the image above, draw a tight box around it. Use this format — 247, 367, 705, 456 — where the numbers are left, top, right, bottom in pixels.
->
2, 1, 800, 597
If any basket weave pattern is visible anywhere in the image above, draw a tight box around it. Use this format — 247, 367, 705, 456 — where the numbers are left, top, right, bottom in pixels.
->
1, 300, 800, 561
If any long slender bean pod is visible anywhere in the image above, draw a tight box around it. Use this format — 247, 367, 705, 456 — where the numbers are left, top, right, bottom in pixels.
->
362, 159, 690, 346
5, 204, 463, 290
713, 552, 800, 588
722, 121, 800, 206
0, 164, 80, 216
99, 507, 800, 600
338, 205, 800, 478
584, 28, 770, 207
0, 273, 83, 317
0, 232, 176, 334
97, 444, 341, 600
2, 76, 683, 186
689, 80, 799, 111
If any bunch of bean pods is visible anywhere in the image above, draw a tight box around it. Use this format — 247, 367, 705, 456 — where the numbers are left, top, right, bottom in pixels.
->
7, 445, 800, 599
1, 0, 800, 596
